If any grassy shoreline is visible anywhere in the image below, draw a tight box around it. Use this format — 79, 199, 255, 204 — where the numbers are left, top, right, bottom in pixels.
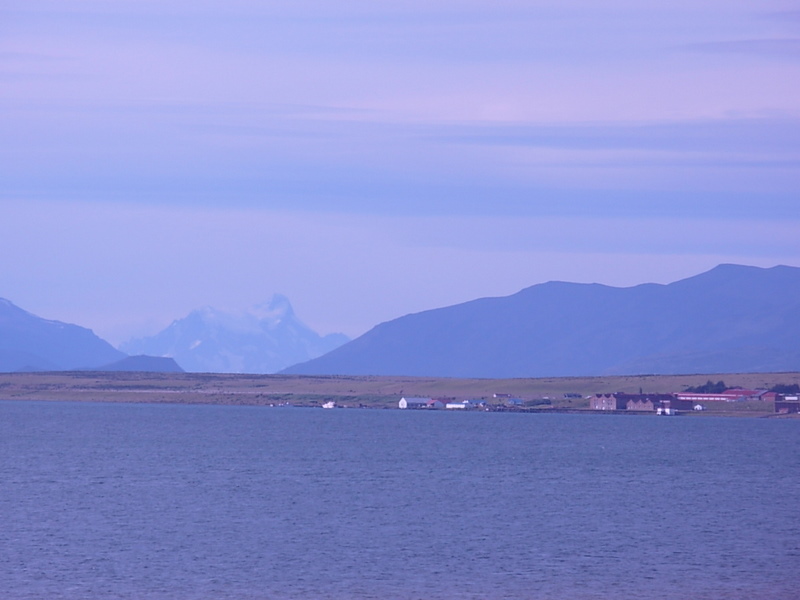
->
1, 370, 799, 417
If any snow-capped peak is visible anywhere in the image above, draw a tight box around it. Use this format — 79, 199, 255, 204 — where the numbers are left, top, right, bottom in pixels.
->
119, 293, 349, 374
250, 294, 294, 324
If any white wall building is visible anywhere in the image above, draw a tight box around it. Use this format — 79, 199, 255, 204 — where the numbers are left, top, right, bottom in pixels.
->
399, 397, 432, 409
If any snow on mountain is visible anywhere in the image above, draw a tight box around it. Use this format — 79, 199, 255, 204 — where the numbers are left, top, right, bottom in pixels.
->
120, 295, 348, 374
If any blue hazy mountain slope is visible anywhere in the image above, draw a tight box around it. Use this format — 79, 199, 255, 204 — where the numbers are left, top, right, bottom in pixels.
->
283, 264, 800, 378
120, 294, 349, 374
0, 298, 126, 371
93, 355, 184, 373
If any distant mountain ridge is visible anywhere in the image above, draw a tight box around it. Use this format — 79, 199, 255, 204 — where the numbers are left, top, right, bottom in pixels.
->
0, 298, 126, 371
93, 355, 184, 373
283, 264, 800, 378
120, 294, 348, 374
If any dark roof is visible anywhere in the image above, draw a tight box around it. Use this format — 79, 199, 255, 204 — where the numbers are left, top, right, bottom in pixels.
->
615, 393, 676, 401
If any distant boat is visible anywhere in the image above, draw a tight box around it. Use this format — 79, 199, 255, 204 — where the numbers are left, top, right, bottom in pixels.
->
322, 401, 336, 409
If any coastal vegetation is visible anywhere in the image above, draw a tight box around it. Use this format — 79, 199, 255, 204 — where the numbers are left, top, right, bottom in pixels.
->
685, 380, 728, 393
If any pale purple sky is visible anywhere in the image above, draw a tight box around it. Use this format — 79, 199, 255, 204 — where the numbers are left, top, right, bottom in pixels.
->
1, 0, 799, 344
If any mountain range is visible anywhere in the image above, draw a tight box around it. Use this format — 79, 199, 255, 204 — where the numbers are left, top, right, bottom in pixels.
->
0, 298, 127, 372
283, 264, 800, 378
4, 264, 799, 377
120, 295, 349, 374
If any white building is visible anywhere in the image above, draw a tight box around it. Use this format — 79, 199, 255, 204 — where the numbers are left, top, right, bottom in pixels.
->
399, 397, 445, 409
399, 397, 432, 409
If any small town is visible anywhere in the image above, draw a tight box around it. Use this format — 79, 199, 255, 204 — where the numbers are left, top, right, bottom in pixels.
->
2, 372, 799, 418
397, 386, 800, 415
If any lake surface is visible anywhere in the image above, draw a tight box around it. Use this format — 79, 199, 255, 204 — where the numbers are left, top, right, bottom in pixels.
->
1, 401, 798, 599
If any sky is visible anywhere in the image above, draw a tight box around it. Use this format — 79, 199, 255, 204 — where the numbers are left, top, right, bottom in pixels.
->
1, 0, 799, 345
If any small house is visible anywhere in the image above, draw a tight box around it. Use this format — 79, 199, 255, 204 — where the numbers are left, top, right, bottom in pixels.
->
622, 393, 685, 412
464, 399, 487, 407
590, 393, 626, 410
591, 393, 691, 412
775, 399, 800, 414
399, 397, 431, 409
398, 397, 444, 409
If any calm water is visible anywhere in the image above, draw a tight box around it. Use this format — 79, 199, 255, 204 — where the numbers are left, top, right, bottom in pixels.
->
1, 401, 798, 600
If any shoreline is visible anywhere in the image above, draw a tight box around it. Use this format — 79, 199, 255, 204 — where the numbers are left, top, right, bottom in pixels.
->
1, 370, 798, 418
